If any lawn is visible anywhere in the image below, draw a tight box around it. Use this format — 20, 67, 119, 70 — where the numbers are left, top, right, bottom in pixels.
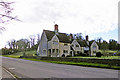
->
18, 58, 120, 70
99, 50, 120, 55
3, 50, 36, 58
71, 56, 120, 59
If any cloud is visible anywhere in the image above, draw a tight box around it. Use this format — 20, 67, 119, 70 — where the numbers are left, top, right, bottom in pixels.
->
0, 0, 119, 48
12, 0, 118, 33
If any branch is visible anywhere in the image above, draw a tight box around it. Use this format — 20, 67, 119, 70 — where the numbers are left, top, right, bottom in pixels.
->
0, 14, 21, 21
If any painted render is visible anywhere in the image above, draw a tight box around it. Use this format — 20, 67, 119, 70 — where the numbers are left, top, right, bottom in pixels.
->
37, 29, 71, 57
37, 24, 99, 57
90, 41, 99, 56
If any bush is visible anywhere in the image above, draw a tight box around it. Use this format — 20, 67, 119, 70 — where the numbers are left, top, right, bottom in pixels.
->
96, 52, 102, 57
20, 56, 120, 66
66, 55, 72, 57
2, 48, 19, 55
74, 52, 88, 57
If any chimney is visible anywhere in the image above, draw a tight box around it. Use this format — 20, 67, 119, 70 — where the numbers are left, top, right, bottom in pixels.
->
86, 35, 89, 41
54, 24, 58, 32
69, 33, 73, 41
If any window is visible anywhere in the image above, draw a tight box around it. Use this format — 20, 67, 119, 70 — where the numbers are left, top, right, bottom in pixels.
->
76, 45, 79, 47
71, 45, 74, 47
53, 49, 55, 53
77, 51, 80, 54
43, 50, 46, 54
63, 50, 68, 53
93, 46, 96, 48
56, 49, 59, 53
64, 43, 68, 46
53, 41, 58, 45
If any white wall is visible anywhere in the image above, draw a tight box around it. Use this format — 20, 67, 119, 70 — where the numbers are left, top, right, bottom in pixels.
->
90, 41, 99, 56
71, 40, 81, 54
59, 42, 71, 57
37, 31, 48, 56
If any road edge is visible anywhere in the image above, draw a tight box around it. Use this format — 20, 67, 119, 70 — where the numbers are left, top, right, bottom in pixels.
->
2, 66, 18, 80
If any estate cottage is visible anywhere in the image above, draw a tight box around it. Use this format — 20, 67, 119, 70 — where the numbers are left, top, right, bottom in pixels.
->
37, 24, 99, 57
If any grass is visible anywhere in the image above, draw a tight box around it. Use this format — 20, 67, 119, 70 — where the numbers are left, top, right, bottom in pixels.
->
3, 50, 36, 58
2, 50, 120, 70
71, 56, 120, 59
20, 58, 120, 70
99, 50, 120, 53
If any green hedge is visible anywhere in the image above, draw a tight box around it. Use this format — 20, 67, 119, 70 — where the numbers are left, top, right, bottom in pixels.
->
20, 56, 120, 66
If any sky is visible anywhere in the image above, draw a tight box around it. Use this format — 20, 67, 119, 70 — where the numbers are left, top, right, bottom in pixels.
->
0, 0, 119, 49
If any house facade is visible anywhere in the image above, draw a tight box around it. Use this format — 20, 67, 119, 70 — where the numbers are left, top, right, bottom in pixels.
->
37, 24, 71, 57
70, 39, 90, 56
70, 39, 81, 56
37, 24, 99, 57
89, 40, 99, 56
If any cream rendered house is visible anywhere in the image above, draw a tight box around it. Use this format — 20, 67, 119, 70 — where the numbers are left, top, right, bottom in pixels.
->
37, 24, 71, 57
89, 40, 99, 56
70, 39, 81, 56
37, 24, 99, 57
71, 39, 90, 56
70, 35, 98, 56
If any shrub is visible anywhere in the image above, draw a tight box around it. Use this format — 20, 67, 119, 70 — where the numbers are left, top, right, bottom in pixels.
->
96, 52, 102, 57
66, 55, 72, 57
82, 53, 88, 56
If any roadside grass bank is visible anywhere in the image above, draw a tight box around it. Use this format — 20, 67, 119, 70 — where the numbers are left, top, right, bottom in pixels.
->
2, 55, 120, 70
72, 56, 120, 59
19, 57, 120, 70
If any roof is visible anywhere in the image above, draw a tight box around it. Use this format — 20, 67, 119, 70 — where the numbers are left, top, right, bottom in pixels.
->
77, 40, 89, 47
44, 30, 70, 43
89, 40, 95, 46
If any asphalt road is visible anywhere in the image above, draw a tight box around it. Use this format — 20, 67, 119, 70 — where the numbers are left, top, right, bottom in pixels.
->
2, 68, 13, 78
1, 56, 119, 78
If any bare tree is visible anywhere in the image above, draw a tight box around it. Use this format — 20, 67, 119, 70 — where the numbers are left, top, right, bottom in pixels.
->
37, 34, 40, 44
29, 35, 36, 47
0, 1, 20, 32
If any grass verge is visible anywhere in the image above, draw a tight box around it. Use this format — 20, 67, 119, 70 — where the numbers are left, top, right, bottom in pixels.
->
71, 56, 120, 59
20, 57, 120, 70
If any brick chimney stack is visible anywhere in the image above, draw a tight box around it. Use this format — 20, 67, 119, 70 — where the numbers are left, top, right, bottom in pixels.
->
54, 24, 58, 32
86, 35, 89, 41
69, 33, 73, 41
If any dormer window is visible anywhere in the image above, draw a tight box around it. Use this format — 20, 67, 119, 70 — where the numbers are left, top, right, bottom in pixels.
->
63, 50, 68, 53
71, 45, 74, 47
93, 46, 96, 48
76, 45, 79, 47
53, 41, 58, 45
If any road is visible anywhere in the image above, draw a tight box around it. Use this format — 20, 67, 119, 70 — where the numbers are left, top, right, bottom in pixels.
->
1, 56, 119, 78
0, 63, 15, 79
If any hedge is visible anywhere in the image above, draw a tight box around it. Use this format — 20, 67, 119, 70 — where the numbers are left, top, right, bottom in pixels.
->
20, 56, 120, 66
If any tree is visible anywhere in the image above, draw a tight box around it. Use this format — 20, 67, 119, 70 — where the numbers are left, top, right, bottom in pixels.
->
37, 34, 40, 44
11, 39, 16, 49
16, 39, 30, 51
76, 33, 83, 40
29, 35, 35, 47
109, 39, 117, 50
73, 33, 83, 40
101, 40, 109, 50
116, 43, 120, 50
0, 1, 20, 32
96, 52, 102, 57
96, 37, 103, 49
